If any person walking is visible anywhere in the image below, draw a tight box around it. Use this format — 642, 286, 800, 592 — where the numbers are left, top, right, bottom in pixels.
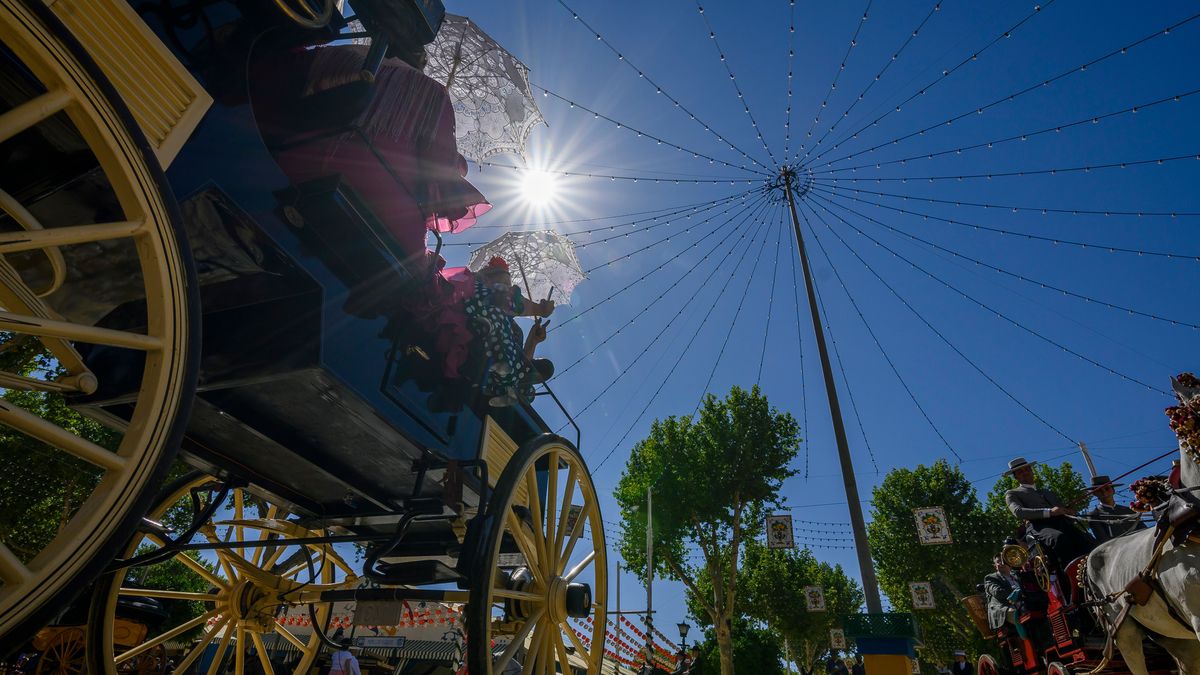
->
329, 640, 361, 675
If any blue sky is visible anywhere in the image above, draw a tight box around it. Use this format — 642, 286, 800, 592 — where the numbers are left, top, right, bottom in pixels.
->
440, 0, 1200, 624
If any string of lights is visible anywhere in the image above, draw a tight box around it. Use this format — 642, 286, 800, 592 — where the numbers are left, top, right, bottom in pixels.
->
580, 210, 775, 453
554, 0, 772, 172
814, 151, 1200, 187
808, 253, 881, 473
442, 191, 751, 247
806, 199, 1076, 443
815, 87, 1200, 174
581, 195, 761, 275
555, 196, 772, 379
810, 11, 1200, 169
813, 184, 1200, 219
694, 214, 786, 412
466, 190, 754, 231
802, 0, 944, 164
782, 0, 797, 158
810, 194, 1172, 396
795, 0, 873, 161
807, 0, 1058, 166
575, 196, 752, 250
812, 189, 1200, 329
694, 2, 777, 165
531, 84, 768, 176
786, 215, 811, 479
810, 184, 1200, 261
800, 205, 963, 462
550, 197, 761, 332
757, 211, 786, 386
593, 205, 783, 471
476, 158, 758, 184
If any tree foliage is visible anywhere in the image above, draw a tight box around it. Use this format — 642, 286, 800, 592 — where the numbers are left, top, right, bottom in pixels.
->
866, 459, 1085, 668
689, 617, 784, 675
737, 543, 862, 673
615, 386, 799, 675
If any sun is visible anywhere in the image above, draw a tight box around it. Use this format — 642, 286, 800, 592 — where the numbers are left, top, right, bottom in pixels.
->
519, 170, 560, 206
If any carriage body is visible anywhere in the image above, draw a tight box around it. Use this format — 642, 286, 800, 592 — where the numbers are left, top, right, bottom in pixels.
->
0, 3, 604, 673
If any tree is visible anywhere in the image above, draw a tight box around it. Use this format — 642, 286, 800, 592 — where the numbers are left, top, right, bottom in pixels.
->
737, 543, 862, 674
689, 617, 784, 675
866, 459, 1087, 667
866, 460, 1003, 665
615, 386, 800, 675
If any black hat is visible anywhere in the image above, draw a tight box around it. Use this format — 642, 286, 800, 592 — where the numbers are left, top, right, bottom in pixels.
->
1087, 475, 1123, 492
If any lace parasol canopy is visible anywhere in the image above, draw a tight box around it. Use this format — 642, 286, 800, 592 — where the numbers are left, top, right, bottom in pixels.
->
468, 231, 585, 304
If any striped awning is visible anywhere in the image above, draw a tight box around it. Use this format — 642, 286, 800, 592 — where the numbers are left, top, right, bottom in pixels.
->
395, 639, 461, 662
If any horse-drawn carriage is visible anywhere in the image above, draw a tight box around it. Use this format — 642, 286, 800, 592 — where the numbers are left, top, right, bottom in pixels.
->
0, 2, 606, 675
971, 375, 1200, 675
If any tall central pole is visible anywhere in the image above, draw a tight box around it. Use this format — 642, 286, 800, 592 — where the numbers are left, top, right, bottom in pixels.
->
645, 489, 654, 673
782, 168, 883, 613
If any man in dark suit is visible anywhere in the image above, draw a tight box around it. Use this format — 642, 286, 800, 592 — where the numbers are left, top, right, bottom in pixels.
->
1003, 457, 1095, 564
984, 554, 1020, 630
1083, 475, 1146, 543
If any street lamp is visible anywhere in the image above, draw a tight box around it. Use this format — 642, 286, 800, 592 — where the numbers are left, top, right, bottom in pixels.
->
677, 622, 690, 651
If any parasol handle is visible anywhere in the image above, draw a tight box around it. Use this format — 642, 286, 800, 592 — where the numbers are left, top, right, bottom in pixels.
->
514, 255, 534, 302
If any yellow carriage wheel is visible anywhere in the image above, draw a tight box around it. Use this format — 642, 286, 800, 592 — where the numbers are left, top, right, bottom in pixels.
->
467, 436, 608, 675
88, 473, 360, 675
34, 628, 85, 675
0, 0, 197, 647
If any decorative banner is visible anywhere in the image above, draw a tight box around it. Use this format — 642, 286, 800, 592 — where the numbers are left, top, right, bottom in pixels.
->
829, 628, 846, 650
765, 514, 795, 549
909, 582, 935, 609
804, 586, 826, 612
911, 659, 921, 674
913, 506, 953, 545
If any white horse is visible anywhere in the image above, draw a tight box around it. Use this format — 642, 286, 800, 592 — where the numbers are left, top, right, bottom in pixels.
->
1083, 439, 1200, 674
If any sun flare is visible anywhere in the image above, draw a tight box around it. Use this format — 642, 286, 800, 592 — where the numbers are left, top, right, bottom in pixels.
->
519, 170, 560, 206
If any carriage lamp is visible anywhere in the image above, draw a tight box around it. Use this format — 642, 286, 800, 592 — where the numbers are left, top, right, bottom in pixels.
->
677, 622, 690, 651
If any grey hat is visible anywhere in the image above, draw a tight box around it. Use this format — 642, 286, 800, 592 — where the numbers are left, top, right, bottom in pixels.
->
1004, 457, 1036, 475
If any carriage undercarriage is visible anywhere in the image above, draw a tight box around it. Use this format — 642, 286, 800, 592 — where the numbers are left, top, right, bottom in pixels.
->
0, 2, 606, 673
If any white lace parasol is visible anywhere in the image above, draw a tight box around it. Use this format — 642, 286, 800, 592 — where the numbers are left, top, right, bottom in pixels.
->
468, 231, 585, 304
425, 14, 545, 163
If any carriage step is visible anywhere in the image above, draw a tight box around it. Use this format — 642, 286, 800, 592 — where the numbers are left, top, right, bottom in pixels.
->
372, 559, 463, 585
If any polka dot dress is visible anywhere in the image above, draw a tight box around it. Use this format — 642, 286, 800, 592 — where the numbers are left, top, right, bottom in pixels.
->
464, 280, 532, 403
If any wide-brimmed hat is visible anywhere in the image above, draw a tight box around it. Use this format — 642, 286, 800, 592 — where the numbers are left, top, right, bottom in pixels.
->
953, 650, 966, 657
1087, 475, 1123, 492
1004, 457, 1037, 475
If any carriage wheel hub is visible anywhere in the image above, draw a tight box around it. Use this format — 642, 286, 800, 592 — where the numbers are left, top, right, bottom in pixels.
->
547, 577, 592, 622
229, 578, 282, 631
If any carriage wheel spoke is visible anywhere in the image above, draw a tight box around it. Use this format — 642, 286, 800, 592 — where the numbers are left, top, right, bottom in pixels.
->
250, 632, 276, 675
558, 509, 590, 572
553, 465, 578, 567
544, 450, 559, 571
563, 551, 596, 582
251, 506, 279, 566
524, 471, 548, 564
0, 399, 125, 471
0, 88, 72, 144
273, 621, 307, 650
175, 617, 229, 674
233, 490, 245, 560
147, 534, 226, 588
506, 509, 544, 586
493, 607, 544, 674
235, 628, 247, 675
206, 621, 234, 675
0, 311, 162, 350
116, 609, 220, 664
552, 627, 573, 675
0, 220, 144, 254
564, 623, 590, 659
492, 588, 545, 603
519, 623, 545, 675
0, 541, 32, 584
118, 588, 214, 601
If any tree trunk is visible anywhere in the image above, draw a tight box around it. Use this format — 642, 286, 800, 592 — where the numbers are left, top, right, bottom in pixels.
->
715, 615, 735, 675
